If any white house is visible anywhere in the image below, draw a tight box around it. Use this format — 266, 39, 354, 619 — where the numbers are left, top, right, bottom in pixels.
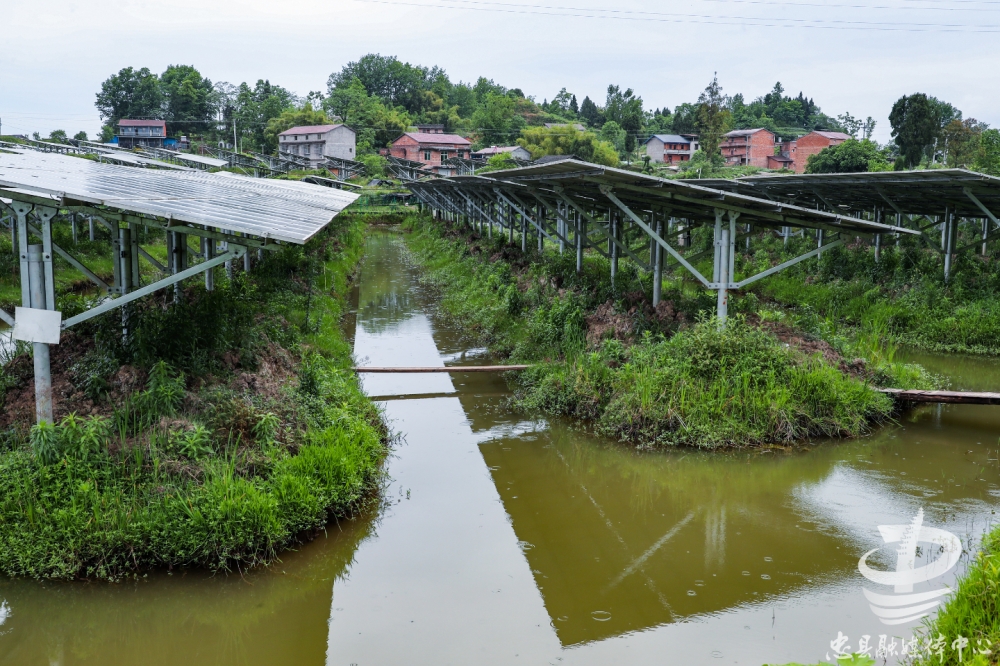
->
278, 124, 356, 165
643, 134, 700, 165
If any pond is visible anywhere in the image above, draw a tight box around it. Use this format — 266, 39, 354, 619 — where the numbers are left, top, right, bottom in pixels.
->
1, 230, 997, 665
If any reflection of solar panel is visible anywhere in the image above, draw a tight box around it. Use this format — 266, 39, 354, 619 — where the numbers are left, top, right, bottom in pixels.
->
160, 151, 229, 169
0, 150, 358, 244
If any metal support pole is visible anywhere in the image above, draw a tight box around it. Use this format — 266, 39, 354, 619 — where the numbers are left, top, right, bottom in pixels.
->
610, 212, 618, 283
71, 213, 77, 245
713, 209, 723, 283
944, 212, 955, 282
37, 208, 56, 311
88, 215, 95, 242
717, 222, 730, 325
204, 235, 216, 291
129, 222, 140, 287
27, 245, 53, 424
652, 218, 663, 307
875, 233, 882, 262
119, 227, 132, 294
521, 215, 526, 253
576, 211, 584, 274
983, 218, 989, 256
537, 205, 543, 253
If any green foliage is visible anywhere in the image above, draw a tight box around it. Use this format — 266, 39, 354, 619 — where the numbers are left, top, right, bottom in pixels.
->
805, 138, 891, 174
471, 92, 525, 147
890, 93, 940, 167
358, 153, 388, 177
910, 527, 1000, 665
974, 128, 1000, 175
402, 213, 915, 449
696, 74, 733, 163
517, 126, 619, 166
0, 216, 386, 580
323, 77, 410, 152
263, 102, 329, 148
160, 64, 214, 135
95, 66, 163, 126
520, 318, 898, 448
598, 121, 627, 156
228, 79, 299, 153
604, 85, 644, 152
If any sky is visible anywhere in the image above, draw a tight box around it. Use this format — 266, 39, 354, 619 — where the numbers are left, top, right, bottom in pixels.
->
1, 0, 998, 143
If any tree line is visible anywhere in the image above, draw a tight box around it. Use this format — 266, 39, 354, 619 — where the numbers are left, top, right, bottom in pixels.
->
81, 55, 998, 175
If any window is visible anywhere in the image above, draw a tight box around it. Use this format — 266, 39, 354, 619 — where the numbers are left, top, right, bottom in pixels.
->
424, 150, 431, 161
304, 144, 311, 155
440, 151, 449, 161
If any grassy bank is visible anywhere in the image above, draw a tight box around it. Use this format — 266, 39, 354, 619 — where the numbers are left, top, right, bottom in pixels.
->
401, 212, 932, 449
740, 226, 1000, 356
0, 214, 387, 580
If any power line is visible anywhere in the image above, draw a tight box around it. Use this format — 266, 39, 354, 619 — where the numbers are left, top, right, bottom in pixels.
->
354, 0, 1000, 31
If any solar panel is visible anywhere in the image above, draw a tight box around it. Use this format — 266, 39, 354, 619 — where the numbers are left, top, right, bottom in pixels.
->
0, 150, 359, 244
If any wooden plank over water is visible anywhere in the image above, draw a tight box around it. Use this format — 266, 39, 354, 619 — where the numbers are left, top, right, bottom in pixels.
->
877, 388, 1000, 405
354, 365, 530, 373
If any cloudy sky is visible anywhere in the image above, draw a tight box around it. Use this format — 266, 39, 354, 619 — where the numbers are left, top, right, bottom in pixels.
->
2, 0, 997, 142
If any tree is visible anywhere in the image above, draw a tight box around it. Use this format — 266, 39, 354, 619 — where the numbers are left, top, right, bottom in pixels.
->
516, 126, 619, 166
671, 103, 699, 134
232, 79, 298, 153
941, 118, 987, 167
598, 121, 626, 156
974, 129, 1000, 175
95, 67, 163, 129
73, 131, 88, 141
579, 96, 602, 127
264, 103, 330, 150
160, 65, 214, 135
471, 92, 520, 147
805, 138, 891, 174
326, 54, 429, 114
604, 85, 644, 152
837, 112, 863, 138
48, 130, 68, 143
889, 94, 940, 168
569, 94, 579, 116
696, 74, 732, 163
324, 77, 410, 153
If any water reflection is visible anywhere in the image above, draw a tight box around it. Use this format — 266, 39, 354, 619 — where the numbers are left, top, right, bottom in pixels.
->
0, 230, 997, 666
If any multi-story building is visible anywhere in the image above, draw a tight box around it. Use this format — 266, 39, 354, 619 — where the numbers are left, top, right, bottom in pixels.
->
790, 131, 852, 173
278, 124, 357, 166
117, 120, 167, 149
642, 134, 700, 164
390, 130, 472, 171
721, 129, 777, 168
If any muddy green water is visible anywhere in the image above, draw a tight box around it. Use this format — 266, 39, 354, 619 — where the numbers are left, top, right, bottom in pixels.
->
1, 231, 998, 665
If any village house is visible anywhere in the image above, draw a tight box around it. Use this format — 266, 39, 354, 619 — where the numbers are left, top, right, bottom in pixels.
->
790, 130, 852, 173
721, 128, 777, 168
642, 134, 700, 164
116, 119, 167, 149
472, 145, 532, 161
390, 129, 472, 171
278, 124, 357, 166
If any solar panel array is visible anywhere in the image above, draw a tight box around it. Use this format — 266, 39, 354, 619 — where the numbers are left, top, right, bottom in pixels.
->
0, 149, 359, 244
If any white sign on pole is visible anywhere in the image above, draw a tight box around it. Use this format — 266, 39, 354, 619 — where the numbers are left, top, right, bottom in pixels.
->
12, 307, 62, 345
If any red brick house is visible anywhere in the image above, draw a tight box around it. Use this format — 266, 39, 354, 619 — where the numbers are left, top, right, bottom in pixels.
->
720, 129, 776, 167
390, 131, 472, 171
790, 131, 852, 173
766, 153, 795, 170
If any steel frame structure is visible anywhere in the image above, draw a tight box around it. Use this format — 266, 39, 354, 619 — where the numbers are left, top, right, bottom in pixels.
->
699, 169, 1000, 282
409, 159, 914, 325
0, 149, 358, 424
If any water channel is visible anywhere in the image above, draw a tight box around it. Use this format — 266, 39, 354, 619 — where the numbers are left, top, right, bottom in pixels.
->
1, 230, 998, 665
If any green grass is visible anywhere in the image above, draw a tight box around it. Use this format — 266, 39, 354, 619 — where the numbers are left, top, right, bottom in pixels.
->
401, 212, 932, 449
909, 527, 1000, 666
0, 214, 387, 579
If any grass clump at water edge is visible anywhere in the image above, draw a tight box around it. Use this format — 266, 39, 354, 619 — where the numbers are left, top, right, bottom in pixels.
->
0, 214, 388, 580
400, 212, 934, 450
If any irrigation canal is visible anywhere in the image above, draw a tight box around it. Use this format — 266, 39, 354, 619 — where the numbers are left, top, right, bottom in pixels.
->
1, 230, 998, 665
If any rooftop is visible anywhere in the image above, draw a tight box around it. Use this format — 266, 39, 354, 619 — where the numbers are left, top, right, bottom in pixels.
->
119, 119, 167, 128
811, 131, 853, 141
397, 132, 472, 145
278, 124, 344, 136
724, 128, 772, 138
645, 134, 694, 145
